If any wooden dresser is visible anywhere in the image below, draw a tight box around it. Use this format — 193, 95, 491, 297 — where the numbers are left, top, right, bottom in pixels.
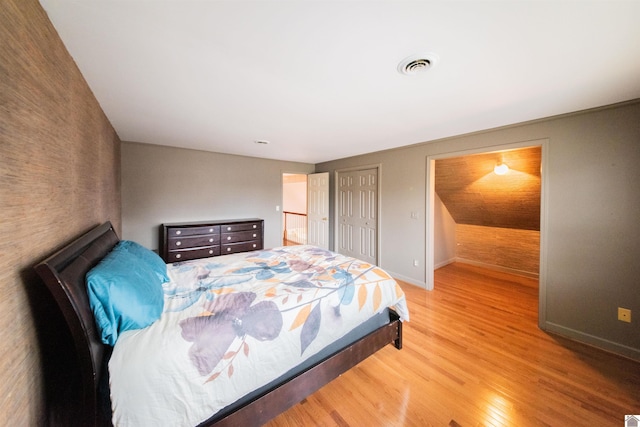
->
160, 219, 264, 263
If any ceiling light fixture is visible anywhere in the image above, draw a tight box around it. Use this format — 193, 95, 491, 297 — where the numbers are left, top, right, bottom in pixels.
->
494, 162, 509, 175
397, 52, 439, 76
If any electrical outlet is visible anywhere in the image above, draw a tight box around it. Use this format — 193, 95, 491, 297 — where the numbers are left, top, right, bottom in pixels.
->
618, 307, 631, 323
413, 260, 419, 267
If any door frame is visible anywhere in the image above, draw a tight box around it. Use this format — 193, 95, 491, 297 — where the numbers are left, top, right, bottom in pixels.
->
334, 163, 382, 265
425, 139, 548, 328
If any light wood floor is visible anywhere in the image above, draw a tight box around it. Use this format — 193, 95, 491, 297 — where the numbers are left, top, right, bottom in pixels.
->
266, 262, 640, 426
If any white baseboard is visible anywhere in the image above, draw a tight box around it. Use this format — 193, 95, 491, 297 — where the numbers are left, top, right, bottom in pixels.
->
434, 257, 456, 270
455, 257, 539, 279
385, 270, 426, 289
542, 321, 640, 362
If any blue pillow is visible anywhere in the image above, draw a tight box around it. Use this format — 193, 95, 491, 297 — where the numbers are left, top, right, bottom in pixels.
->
86, 242, 165, 346
117, 240, 169, 283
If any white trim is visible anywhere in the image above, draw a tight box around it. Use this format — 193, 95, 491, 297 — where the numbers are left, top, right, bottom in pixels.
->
433, 257, 456, 270
543, 321, 640, 362
455, 257, 539, 279
384, 270, 427, 289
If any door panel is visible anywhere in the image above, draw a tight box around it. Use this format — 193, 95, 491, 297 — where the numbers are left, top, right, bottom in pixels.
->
307, 172, 329, 249
337, 168, 378, 264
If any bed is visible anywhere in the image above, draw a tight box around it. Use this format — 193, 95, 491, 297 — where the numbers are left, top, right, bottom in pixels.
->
35, 221, 408, 426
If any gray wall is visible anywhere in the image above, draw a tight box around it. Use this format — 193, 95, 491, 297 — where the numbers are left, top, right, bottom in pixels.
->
121, 101, 640, 360
317, 100, 640, 360
121, 142, 315, 250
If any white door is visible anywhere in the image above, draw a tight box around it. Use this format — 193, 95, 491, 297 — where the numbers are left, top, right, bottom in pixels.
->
337, 168, 377, 264
307, 172, 329, 249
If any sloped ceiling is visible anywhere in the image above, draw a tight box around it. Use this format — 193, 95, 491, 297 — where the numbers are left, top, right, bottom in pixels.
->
435, 146, 541, 231
37, 1, 640, 164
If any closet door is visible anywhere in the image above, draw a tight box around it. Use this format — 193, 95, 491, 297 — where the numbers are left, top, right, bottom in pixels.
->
337, 168, 378, 264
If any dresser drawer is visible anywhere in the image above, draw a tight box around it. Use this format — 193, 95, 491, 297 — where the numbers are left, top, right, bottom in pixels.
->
220, 222, 261, 233
167, 225, 220, 237
161, 219, 263, 263
221, 241, 262, 255
167, 246, 220, 263
221, 230, 261, 244
167, 234, 220, 250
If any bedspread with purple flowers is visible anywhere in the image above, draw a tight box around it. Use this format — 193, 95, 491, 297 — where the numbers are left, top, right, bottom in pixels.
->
109, 245, 409, 427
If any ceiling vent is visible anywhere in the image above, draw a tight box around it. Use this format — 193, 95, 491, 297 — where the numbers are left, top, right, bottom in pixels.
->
398, 53, 439, 75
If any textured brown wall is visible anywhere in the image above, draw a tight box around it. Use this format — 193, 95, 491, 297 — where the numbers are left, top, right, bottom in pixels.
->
456, 224, 540, 277
0, 0, 121, 424
435, 146, 542, 231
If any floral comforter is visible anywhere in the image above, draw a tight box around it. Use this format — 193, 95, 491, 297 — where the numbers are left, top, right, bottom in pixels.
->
109, 245, 409, 426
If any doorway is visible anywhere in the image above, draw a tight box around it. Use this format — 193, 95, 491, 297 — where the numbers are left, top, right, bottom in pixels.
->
282, 173, 307, 246
425, 139, 548, 327
282, 172, 330, 249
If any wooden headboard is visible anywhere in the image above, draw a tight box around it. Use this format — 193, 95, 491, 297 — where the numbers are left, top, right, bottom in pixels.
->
35, 222, 119, 426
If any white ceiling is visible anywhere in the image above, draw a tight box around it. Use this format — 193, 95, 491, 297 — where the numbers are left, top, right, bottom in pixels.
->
39, 1, 640, 164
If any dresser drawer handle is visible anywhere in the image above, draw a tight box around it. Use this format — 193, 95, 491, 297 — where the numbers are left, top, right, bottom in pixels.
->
227, 227, 232, 231
227, 236, 231, 241
252, 233, 256, 238
209, 250, 214, 254
253, 225, 257, 229
209, 238, 214, 243
252, 244, 257, 248
176, 241, 181, 246
227, 247, 231, 252
175, 254, 181, 259
175, 230, 181, 235
209, 228, 214, 232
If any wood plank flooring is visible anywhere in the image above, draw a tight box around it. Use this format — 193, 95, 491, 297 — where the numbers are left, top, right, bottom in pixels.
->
265, 262, 640, 426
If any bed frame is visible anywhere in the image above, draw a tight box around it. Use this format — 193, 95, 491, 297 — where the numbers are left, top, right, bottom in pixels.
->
35, 221, 403, 426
